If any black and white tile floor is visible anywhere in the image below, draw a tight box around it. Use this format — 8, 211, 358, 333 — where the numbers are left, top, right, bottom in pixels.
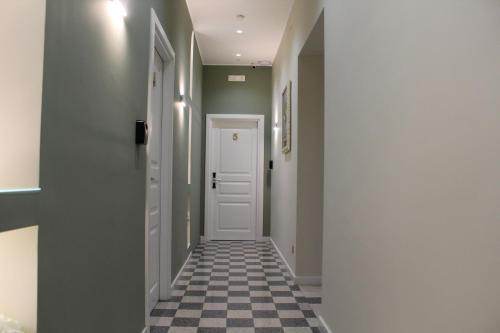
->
150, 241, 323, 333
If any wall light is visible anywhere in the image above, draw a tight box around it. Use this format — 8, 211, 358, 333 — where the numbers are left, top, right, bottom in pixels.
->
236, 53, 242, 57
180, 95, 187, 108
236, 30, 244, 34
110, 0, 127, 18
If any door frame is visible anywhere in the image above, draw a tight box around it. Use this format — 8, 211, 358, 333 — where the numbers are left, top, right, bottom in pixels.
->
204, 114, 265, 242
145, 8, 175, 327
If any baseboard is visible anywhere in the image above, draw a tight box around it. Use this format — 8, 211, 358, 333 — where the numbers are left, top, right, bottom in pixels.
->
270, 238, 297, 280
141, 326, 149, 333
318, 315, 334, 333
171, 251, 193, 289
294, 275, 322, 286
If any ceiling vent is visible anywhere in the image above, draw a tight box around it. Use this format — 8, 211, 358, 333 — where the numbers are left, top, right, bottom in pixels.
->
228, 75, 246, 82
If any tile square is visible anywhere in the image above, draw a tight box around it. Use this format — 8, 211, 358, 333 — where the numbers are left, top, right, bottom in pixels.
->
227, 318, 254, 327
227, 310, 253, 318
254, 323, 284, 331
198, 327, 226, 333
228, 296, 251, 303
227, 328, 256, 333
175, 310, 202, 318
253, 310, 279, 318
251, 303, 276, 311
280, 318, 309, 327
201, 310, 227, 318
178, 303, 204, 310
149, 316, 173, 327
151, 309, 177, 317
171, 317, 200, 327
168, 328, 198, 333
203, 302, 228, 310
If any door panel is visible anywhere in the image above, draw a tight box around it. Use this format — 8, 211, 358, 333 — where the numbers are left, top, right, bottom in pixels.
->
147, 50, 163, 312
219, 129, 253, 173
207, 120, 258, 240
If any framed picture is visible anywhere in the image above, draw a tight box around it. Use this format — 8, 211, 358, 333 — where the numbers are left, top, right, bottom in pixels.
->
281, 80, 292, 153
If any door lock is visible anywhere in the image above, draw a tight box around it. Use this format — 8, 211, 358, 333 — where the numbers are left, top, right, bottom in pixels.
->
212, 172, 221, 189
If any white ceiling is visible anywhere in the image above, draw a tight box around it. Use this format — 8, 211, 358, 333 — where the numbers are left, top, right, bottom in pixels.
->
186, 0, 294, 66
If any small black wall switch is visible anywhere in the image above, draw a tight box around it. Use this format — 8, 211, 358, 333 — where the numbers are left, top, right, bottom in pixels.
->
269, 160, 274, 170
135, 121, 148, 145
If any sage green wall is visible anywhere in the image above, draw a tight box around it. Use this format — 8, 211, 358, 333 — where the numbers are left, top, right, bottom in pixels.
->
0, 0, 202, 332
201, 66, 272, 236
162, 0, 203, 280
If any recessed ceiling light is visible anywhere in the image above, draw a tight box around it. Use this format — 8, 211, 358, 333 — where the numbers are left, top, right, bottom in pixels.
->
236, 30, 244, 34
236, 53, 242, 57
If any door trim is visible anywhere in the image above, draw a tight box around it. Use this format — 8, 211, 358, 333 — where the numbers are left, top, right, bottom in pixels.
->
205, 114, 265, 242
145, 8, 175, 327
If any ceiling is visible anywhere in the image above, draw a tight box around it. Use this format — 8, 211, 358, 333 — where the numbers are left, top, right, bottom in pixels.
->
186, 0, 294, 66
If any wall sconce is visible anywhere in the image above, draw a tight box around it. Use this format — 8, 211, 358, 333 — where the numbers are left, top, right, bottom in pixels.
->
180, 95, 187, 108
110, 0, 127, 18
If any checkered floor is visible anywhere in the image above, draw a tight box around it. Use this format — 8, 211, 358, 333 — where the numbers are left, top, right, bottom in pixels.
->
150, 241, 323, 333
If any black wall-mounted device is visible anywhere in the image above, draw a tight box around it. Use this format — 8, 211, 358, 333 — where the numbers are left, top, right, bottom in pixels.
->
269, 160, 274, 170
135, 121, 148, 145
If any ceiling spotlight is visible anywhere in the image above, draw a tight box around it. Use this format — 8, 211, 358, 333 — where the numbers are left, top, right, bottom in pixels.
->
236, 53, 242, 57
236, 29, 244, 34
236, 14, 246, 21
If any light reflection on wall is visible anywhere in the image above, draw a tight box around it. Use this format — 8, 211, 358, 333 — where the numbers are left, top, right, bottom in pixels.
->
0, 1, 46, 190
0, 226, 38, 333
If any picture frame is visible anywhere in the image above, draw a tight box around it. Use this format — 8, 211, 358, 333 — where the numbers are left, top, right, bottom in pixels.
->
281, 80, 292, 154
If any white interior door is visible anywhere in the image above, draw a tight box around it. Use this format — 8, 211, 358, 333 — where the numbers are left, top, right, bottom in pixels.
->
206, 118, 259, 240
147, 50, 163, 312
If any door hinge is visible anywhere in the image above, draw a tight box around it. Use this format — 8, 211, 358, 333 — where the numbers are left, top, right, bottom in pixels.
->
153, 72, 157, 87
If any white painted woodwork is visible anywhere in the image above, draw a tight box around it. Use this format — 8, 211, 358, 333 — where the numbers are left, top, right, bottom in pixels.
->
205, 115, 264, 241
147, 50, 164, 312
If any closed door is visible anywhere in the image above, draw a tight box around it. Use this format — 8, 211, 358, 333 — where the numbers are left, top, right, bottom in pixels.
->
147, 50, 163, 312
206, 119, 259, 240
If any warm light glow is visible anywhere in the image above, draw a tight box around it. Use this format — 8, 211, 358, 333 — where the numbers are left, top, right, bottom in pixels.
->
109, 0, 127, 18
236, 53, 242, 57
180, 95, 187, 108
236, 30, 243, 34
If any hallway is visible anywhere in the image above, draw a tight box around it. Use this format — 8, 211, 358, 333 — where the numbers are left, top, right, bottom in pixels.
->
150, 241, 322, 333
3, 0, 500, 332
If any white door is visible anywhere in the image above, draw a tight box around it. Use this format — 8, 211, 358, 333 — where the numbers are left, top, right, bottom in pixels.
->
206, 118, 260, 240
147, 50, 163, 312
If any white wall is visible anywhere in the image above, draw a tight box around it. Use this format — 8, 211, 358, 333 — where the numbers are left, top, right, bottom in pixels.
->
0, 226, 38, 333
0, 1, 46, 189
322, 0, 500, 332
271, 0, 324, 274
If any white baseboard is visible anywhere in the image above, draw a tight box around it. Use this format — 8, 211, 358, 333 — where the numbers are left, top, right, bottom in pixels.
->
318, 315, 334, 333
141, 326, 149, 333
270, 238, 297, 280
171, 251, 192, 289
294, 275, 322, 286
